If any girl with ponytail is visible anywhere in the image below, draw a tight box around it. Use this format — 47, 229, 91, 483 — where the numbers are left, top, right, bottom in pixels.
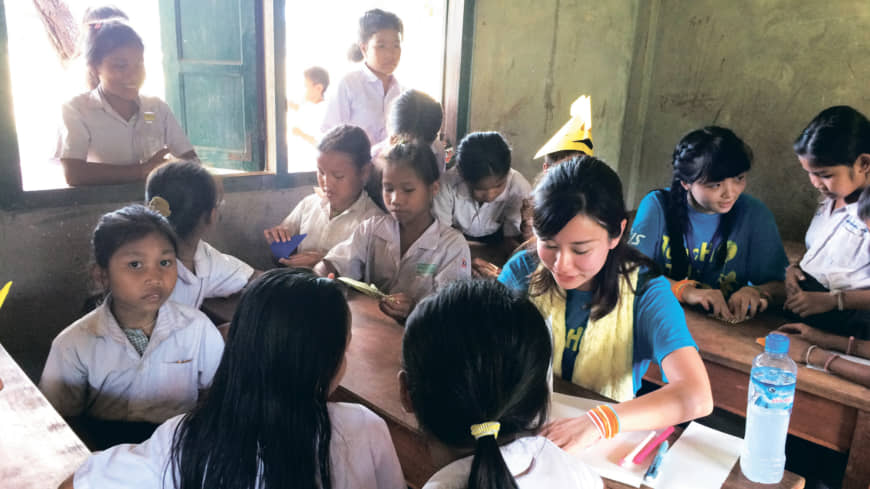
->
321, 8, 404, 147
400, 280, 602, 489
630, 126, 787, 322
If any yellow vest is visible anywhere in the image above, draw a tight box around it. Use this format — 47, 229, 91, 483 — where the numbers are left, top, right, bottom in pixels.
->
530, 267, 638, 401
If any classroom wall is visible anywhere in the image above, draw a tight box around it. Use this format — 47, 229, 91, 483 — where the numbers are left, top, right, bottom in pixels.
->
622, 0, 870, 241
0, 187, 311, 379
467, 0, 640, 178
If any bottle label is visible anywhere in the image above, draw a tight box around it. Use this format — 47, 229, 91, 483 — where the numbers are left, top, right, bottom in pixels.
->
751, 376, 795, 410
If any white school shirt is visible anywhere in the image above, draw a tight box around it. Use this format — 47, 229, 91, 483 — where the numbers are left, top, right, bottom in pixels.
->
320, 64, 402, 146
433, 168, 532, 238
799, 198, 870, 290
169, 239, 255, 309
280, 191, 385, 255
39, 300, 224, 424
57, 88, 194, 165
422, 436, 603, 489
324, 214, 471, 303
73, 402, 406, 489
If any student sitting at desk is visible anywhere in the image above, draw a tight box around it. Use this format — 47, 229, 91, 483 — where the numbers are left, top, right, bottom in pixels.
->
433, 131, 531, 278
57, 20, 196, 186
40, 205, 224, 448
630, 126, 787, 322
264, 125, 384, 268
400, 280, 603, 488
59, 269, 405, 489
498, 156, 713, 451
146, 161, 258, 309
786, 106, 870, 340
316, 141, 471, 322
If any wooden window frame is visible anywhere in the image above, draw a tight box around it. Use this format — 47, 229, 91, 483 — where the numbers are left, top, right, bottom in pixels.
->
0, 0, 474, 210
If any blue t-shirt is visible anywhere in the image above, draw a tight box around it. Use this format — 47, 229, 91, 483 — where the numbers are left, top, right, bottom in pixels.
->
497, 250, 696, 394
629, 191, 787, 297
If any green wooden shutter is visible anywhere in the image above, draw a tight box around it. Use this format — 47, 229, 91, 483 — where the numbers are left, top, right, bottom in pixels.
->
158, 0, 262, 171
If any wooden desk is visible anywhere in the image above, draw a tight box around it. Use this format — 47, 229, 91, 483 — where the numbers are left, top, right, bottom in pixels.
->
644, 308, 870, 489
337, 295, 804, 489
0, 343, 89, 489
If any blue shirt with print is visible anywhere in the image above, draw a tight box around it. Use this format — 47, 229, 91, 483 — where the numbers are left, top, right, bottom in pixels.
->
629, 191, 787, 297
498, 250, 696, 394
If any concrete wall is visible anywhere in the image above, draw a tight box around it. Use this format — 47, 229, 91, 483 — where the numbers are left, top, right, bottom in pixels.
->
467, 0, 640, 178
623, 0, 870, 241
0, 186, 311, 379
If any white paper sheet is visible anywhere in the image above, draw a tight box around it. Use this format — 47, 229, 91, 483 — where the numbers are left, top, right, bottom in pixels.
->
648, 422, 743, 489
550, 393, 657, 488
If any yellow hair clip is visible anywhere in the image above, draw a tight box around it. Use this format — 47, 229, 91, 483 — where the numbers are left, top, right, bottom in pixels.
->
470, 421, 500, 440
148, 196, 172, 218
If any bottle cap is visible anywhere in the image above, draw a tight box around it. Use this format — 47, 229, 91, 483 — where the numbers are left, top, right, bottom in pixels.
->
765, 333, 789, 354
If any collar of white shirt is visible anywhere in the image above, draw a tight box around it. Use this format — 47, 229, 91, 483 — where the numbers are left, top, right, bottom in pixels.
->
374, 215, 442, 251
427, 436, 545, 484
318, 190, 373, 219
86, 298, 190, 351
359, 62, 398, 92
85, 87, 157, 123
176, 240, 212, 286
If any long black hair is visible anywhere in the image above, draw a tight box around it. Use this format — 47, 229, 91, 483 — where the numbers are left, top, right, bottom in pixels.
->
403, 280, 551, 489
145, 161, 217, 240
529, 155, 656, 320
169, 269, 350, 489
794, 105, 870, 167
662, 126, 752, 280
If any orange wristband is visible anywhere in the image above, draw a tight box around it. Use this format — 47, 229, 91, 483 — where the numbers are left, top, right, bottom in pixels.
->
672, 279, 697, 302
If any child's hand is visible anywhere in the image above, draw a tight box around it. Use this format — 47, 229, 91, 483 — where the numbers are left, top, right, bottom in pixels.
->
540, 415, 602, 454
471, 258, 501, 279
278, 251, 324, 269
263, 225, 292, 243
776, 322, 839, 349
778, 333, 813, 364
682, 286, 734, 321
727, 286, 767, 322
379, 293, 413, 322
784, 291, 836, 317
785, 264, 806, 297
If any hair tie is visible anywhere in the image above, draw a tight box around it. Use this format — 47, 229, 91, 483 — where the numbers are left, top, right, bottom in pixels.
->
470, 421, 500, 440
90, 22, 102, 31
148, 196, 172, 217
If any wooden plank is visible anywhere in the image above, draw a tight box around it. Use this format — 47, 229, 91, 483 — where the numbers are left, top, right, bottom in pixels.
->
843, 410, 870, 489
0, 343, 89, 489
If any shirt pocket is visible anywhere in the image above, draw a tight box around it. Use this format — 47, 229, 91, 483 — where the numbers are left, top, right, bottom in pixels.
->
153, 358, 198, 407
828, 218, 870, 268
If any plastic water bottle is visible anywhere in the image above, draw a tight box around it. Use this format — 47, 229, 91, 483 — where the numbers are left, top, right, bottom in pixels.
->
740, 333, 797, 483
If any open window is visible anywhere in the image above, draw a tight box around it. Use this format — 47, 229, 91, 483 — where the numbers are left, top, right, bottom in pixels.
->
0, 0, 474, 207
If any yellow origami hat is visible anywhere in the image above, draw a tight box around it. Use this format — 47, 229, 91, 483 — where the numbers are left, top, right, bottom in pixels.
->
0, 282, 10, 310
534, 95, 593, 159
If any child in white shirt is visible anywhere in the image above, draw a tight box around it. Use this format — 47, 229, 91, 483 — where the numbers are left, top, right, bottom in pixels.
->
317, 141, 471, 322
40, 205, 224, 447
400, 280, 602, 489
60, 269, 404, 489
264, 125, 383, 268
146, 161, 257, 309
787, 106, 870, 339
434, 131, 531, 277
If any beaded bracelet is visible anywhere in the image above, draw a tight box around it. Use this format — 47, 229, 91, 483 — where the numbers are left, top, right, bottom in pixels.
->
823, 353, 840, 372
587, 405, 620, 439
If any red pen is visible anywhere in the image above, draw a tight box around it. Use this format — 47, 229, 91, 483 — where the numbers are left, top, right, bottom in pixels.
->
632, 426, 675, 465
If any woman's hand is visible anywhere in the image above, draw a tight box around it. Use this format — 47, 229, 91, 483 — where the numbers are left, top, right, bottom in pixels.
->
471, 258, 501, 279
540, 415, 601, 453
263, 225, 292, 243
785, 264, 805, 297
682, 286, 734, 321
379, 293, 414, 322
776, 322, 840, 350
727, 286, 768, 322
278, 251, 324, 269
784, 291, 836, 317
